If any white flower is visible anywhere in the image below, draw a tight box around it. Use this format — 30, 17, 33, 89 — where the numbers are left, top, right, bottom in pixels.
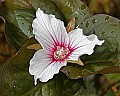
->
29, 8, 104, 85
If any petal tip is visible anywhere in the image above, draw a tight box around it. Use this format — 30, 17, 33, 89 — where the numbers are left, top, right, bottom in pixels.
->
38, 61, 67, 83
34, 76, 38, 85
97, 40, 105, 46
37, 8, 42, 13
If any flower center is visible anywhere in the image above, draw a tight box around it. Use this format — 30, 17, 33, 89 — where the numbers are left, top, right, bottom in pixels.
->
54, 46, 70, 60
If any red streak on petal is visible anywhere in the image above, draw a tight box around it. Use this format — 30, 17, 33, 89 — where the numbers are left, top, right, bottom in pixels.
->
47, 44, 74, 63
47, 33, 76, 63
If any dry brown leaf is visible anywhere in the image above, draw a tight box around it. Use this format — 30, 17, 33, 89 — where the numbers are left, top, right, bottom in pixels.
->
67, 58, 84, 66
66, 17, 84, 66
66, 17, 75, 33
0, 16, 5, 33
27, 43, 42, 50
0, 0, 5, 10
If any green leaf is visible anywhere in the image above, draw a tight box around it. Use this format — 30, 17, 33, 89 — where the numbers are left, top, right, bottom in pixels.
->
1, 0, 64, 50
61, 14, 120, 79
22, 75, 63, 96
1, 38, 36, 96
62, 78, 95, 96
52, 0, 91, 25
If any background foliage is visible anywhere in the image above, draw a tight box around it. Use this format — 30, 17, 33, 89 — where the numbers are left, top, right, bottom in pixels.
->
0, 0, 120, 96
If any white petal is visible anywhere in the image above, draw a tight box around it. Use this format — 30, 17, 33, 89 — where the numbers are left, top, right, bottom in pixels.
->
68, 28, 104, 60
32, 8, 68, 50
29, 49, 51, 84
29, 49, 67, 85
39, 61, 66, 82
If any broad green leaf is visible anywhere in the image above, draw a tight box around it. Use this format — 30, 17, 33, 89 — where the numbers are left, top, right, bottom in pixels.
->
72, 86, 95, 96
1, 38, 36, 96
62, 78, 83, 96
61, 14, 120, 79
0, 0, 64, 50
22, 75, 63, 96
52, 0, 92, 25
62, 78, 96, 96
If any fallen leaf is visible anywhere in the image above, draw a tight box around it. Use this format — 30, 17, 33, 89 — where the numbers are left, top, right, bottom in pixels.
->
27, 43, 42, 50
66, 17, 75, 33
67, 58, 84, 66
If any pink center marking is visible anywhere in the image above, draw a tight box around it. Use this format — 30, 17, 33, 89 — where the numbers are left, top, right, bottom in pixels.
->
54, 46, 70, 60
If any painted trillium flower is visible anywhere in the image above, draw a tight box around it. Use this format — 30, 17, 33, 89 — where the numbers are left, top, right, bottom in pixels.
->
29, 8, 104, 85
